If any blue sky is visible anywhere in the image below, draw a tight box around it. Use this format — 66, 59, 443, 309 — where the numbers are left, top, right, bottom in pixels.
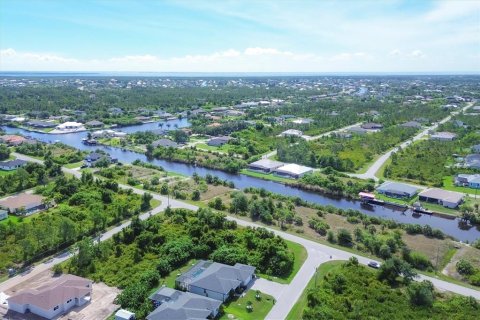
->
1, 0, 479, 72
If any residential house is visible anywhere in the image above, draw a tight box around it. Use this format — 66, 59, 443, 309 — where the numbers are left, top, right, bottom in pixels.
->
152, 139, 178, 148
465, 154, 480, 169
347, 126, 369, 135
274, 163, 314, 179
85, 120, 104, 128
471, 106, 480, 113
418, 188, 464, 208
7, 274, 92, 320
248, 159, 285, 173
361, 122, 383, 130
109, 107, 124, 115
207, 136, 231, 147
147, 287, 221, 320
55, 122, 86, 132
455, 174, 480, 189
26, 120, 57, 128
292, 118, 314, 125
430, 132, 457, 141
0, 209, 7, 221
280, 129, 303, 137
0, 135, 27, 146
84, 152, 117, 167
0, 193, 46, 215
376, 181, 420, 199
0, 159, 28, 171
176, 260, 255, 302
401, 121, 422, 128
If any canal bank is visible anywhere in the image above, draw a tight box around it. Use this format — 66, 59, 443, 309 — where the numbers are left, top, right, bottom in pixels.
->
3, 123, 480, 242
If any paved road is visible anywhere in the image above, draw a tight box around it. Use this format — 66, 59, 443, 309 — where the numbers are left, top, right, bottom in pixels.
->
349, 102, 475, 181
263, 122, 363, 159
3, 153, 480, 320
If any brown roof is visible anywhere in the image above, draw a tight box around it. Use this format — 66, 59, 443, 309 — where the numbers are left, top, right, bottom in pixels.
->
0, 193, 44, 211
8, 274, 92, 310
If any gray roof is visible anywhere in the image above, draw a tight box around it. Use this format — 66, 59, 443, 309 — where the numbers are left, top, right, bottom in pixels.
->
376, 181, 420, 196
248, 159, 285, 170
419, 188, 464, 203
152, 139, 178, 148
401, 121, 422, 128
0, 159, 27, 168
7, 274, 91, 310
147, 287, 221, 320
177, 260, 255, 295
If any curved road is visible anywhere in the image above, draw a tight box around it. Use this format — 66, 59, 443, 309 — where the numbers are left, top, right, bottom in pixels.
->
1, 153, 479, 320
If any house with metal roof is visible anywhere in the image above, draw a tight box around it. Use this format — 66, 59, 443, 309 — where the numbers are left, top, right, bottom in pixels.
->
248, 159, 285, 173
207, 136, 232, 147
465, 154, 480, 169
176, 260, 255, 302
7, 274, 92, 319
115, 309, 135, 320
376, 181, 420, 199
430, 131, 457, 141
418, 188, 464, 208
274, 163, 314, 179
455, 174, 480, 189
147, 287, 221, 320
279, 129, 303, 137
152, 139, 178, 148
0, 159, 27, 171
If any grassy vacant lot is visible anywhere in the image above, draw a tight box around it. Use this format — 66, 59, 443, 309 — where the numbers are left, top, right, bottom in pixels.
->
220, 289, 274, 320
64, 160, 84, 169
286, 260, 343, 320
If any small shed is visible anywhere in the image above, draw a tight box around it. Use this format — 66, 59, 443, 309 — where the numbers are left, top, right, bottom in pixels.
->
115, 309, 135, 320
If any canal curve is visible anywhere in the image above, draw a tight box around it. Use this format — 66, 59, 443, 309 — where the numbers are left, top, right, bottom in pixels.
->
3, 122, 479, 242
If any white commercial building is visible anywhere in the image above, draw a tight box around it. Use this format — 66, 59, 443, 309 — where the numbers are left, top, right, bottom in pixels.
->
280, 129, 303, 137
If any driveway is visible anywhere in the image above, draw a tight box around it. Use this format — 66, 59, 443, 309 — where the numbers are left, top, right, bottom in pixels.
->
249, 278, 286, 301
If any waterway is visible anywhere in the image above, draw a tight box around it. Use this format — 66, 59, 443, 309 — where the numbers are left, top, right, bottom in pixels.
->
3, 121, 479, 242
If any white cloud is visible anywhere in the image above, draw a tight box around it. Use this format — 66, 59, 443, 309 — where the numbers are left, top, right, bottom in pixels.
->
425, 0, 480, 22
0, 47, 476, 72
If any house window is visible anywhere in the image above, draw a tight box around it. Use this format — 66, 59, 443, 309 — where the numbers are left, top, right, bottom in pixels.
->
67, 299, 72, 303
53, 306, 59, 311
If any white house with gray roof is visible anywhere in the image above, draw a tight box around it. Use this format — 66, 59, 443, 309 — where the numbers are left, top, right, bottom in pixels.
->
176, 260, 255, 302
418, 188, 464, 208
7, 274, 92, 319
147, 287, 221, 320
248, 159, 285, 173
376, 181, 420, 199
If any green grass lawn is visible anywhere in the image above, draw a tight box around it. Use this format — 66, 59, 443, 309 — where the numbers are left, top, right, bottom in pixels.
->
374, 192, 416, 206
149, 198, 161, 209
420, 202, 460, 216
196, 143, 224, 152
240, 169, 294, 184
257, 240, 307, 284
161, 259, 198, 288
0, 214, 22, 225
220, 289, 274, 320
442, 176, 479, 195
286, 260, 344, 320
64, 161, 84, 169
0, 169, 16, 176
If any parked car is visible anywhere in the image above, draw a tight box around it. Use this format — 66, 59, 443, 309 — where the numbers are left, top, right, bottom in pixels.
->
368, 261, 381, 269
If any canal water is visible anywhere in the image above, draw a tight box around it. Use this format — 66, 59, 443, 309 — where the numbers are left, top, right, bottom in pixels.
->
3, 121, 480, 242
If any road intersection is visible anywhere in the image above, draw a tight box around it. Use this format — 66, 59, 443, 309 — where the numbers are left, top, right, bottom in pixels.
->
2, 152, 479, 320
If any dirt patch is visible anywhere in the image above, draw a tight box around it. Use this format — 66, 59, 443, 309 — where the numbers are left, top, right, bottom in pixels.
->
443, 245, 480, 279
1, 270, 120, 320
